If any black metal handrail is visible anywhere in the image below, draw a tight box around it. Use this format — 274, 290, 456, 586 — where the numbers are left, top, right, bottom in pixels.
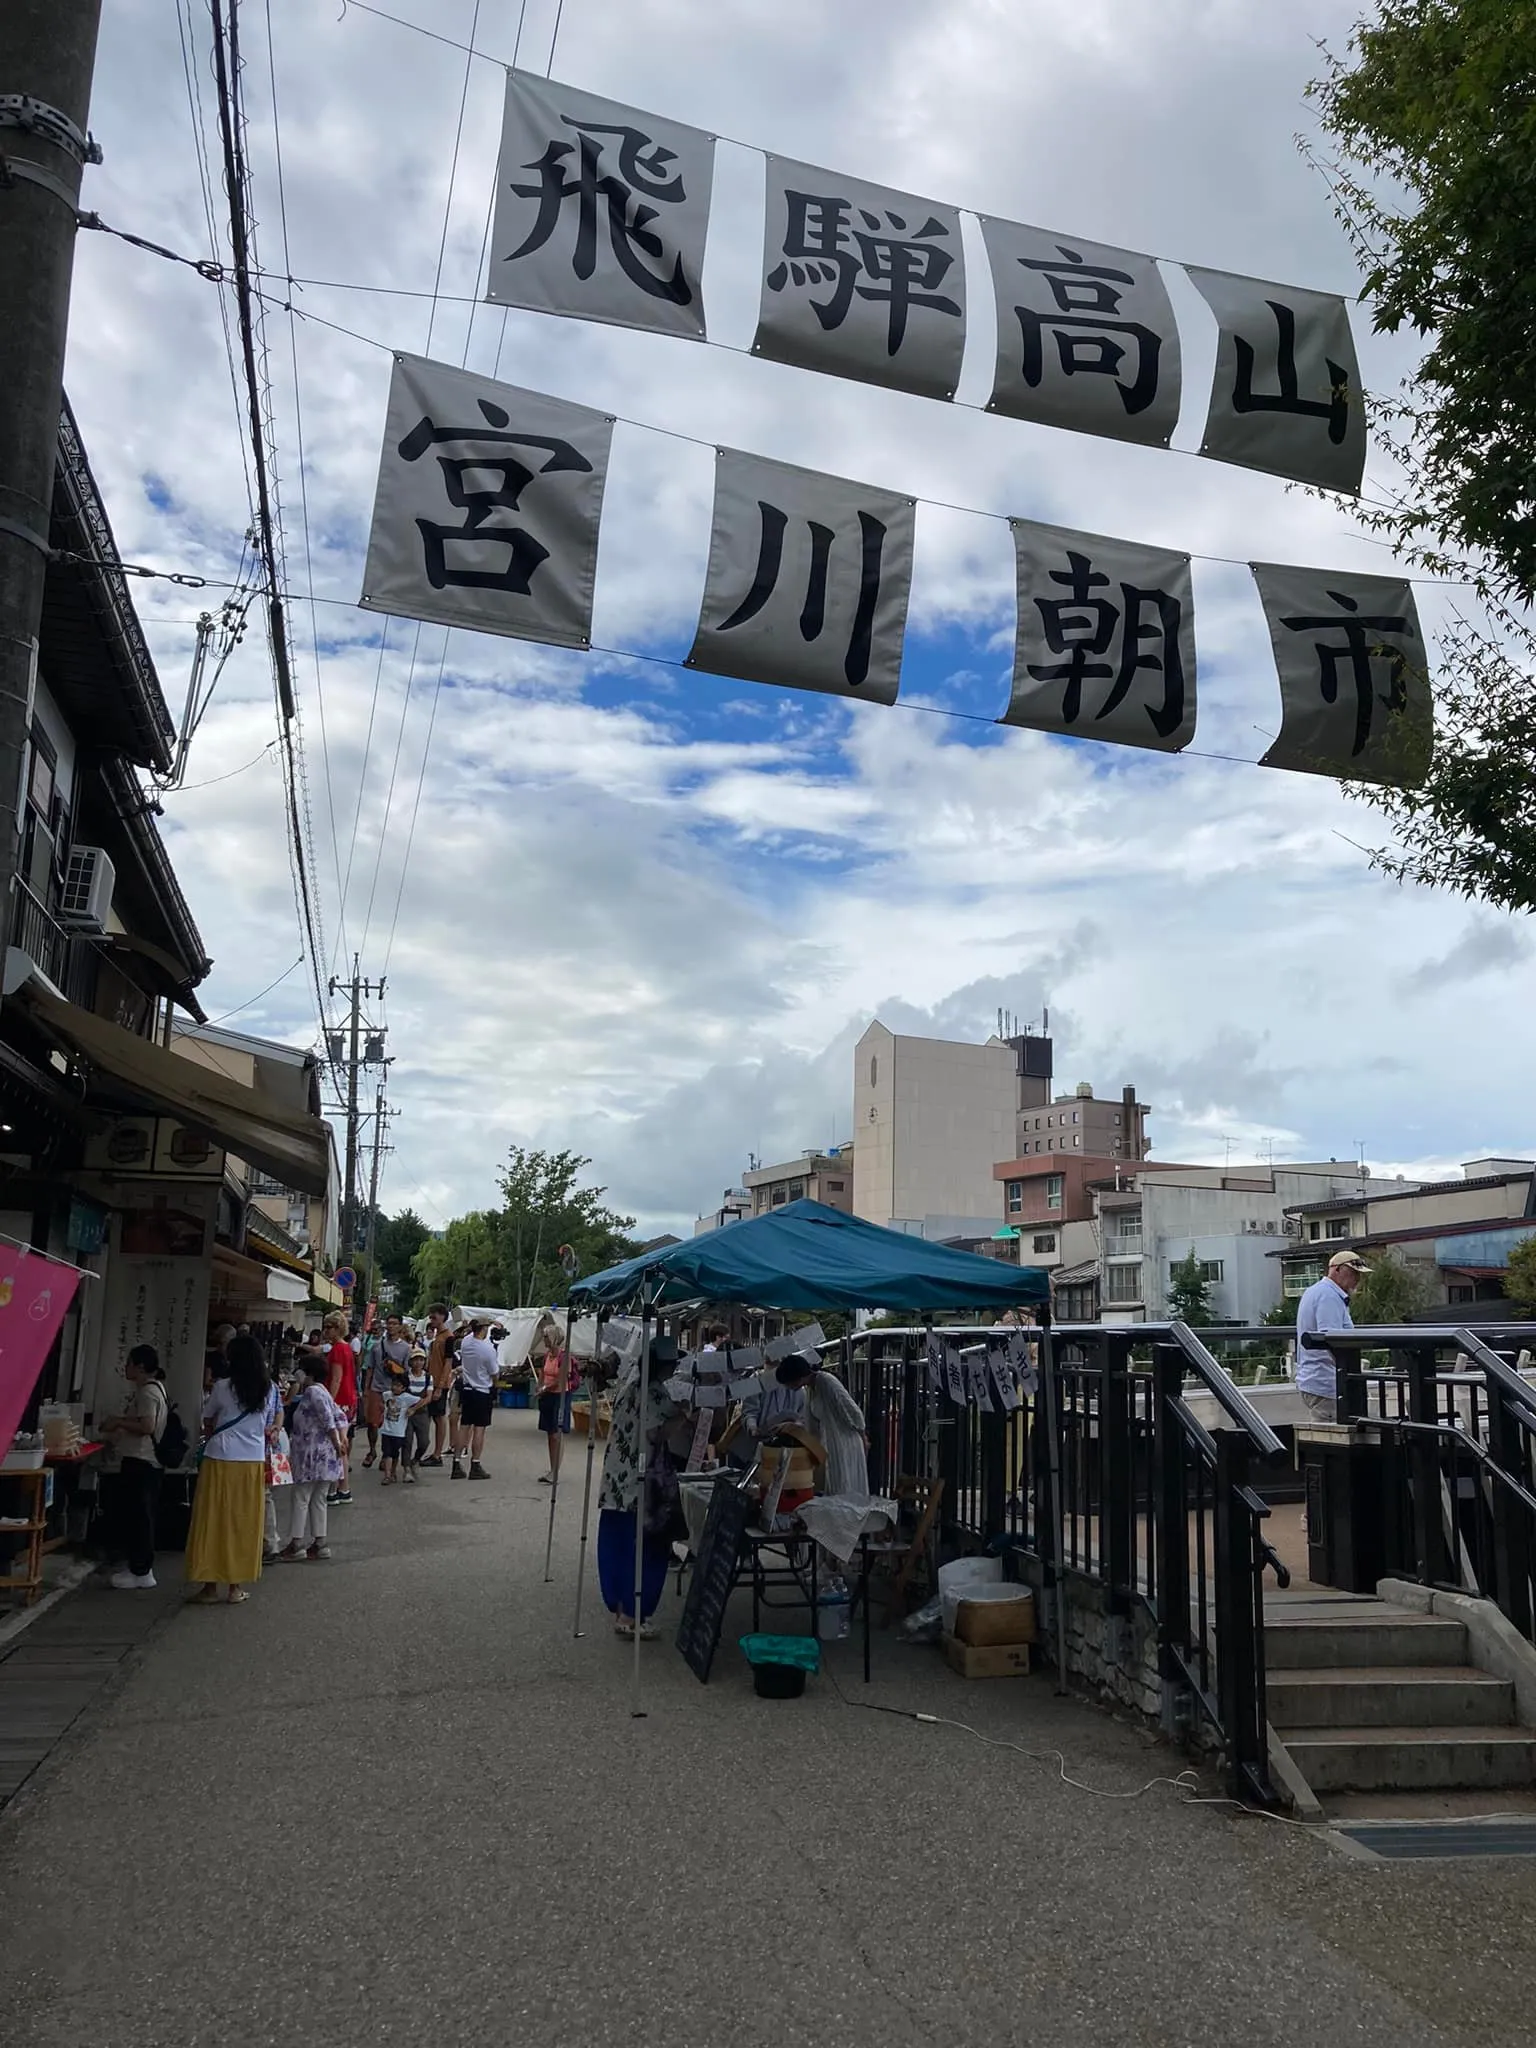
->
1297, 1323, 1536, 1642
836, 1320, 1283, 1803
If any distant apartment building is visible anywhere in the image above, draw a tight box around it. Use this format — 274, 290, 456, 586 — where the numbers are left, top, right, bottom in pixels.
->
693, 1187, 751, 1236
745, 1148, 854, 1216
853, 1019, 1146, 1231
1048, 1161, 1391, 1326
1275, 1158, 1536, 1309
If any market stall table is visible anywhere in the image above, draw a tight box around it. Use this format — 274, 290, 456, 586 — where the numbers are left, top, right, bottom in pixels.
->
0, 1442, 104, 1605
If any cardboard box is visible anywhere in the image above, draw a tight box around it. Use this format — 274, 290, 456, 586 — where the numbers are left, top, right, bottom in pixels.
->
942, 1633, 1034, 1680
954, 1591, 1036, 1647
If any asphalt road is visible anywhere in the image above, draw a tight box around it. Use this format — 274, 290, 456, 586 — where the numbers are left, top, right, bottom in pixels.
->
3, 1414, 1535, 2047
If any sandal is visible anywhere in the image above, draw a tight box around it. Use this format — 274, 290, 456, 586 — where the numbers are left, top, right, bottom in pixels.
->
614, 1617, 635, 1638
224, 1588, 249, 1604
362, 1450, 377, 1468
190, 1584, 222, 1605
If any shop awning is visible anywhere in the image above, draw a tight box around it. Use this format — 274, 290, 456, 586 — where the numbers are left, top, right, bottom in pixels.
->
310, 1272, 344, 1308
16, 980, 329, 1195
245, 1223, 313, 1282
572, 1199, 1052, 1313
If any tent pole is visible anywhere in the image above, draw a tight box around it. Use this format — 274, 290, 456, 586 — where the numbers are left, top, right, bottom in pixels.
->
572, 1308, 605, 1637
1037, 1307, 1068, 1695
543, 1303, 576, 1583
631, 1297, 655, 1717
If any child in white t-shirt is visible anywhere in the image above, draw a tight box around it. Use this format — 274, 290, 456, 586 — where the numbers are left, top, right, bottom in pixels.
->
379, 1365, 420, 1485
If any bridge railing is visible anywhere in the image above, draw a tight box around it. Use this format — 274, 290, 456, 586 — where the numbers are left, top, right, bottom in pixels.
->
834, 1320, 1286, 1803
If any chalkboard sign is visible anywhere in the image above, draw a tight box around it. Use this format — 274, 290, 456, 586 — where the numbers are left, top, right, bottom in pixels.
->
675, 1477, 754, 1683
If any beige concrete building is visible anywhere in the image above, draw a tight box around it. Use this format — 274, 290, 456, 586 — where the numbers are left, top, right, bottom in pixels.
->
853, 1021, 1020, 1228
744, 1148, 854, 1216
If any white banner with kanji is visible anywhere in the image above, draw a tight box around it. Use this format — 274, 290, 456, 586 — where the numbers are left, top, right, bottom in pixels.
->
1002, 520, 1196, 752
360, 354, 613, 648
752, 156, 967, 402
1186, 268, 1367, 493
686, 449, 915, 704
1252, 563, 1431, 786
981, 221, 1181, 450
487, 71, 716, 339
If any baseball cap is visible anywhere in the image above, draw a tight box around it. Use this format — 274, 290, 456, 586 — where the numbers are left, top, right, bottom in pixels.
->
1328, 1250, 1370, 1272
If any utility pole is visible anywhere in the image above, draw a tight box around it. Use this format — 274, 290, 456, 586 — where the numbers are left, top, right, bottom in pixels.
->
0, 4, 105, 936
362, 1082, 396, 1299
326, 956, 386, 1262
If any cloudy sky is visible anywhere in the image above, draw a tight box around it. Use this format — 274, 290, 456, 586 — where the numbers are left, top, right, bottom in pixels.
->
65, 0, 1533, 1237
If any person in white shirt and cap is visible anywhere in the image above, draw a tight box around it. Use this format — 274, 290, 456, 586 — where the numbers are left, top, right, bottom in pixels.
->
1294, 1249, 1370, 1422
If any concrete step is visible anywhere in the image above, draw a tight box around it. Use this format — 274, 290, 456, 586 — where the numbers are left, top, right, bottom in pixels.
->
1267, 1666, 1515, 1730
1266, 1612, 1468, 1670
1278, 1726, 1536, 1793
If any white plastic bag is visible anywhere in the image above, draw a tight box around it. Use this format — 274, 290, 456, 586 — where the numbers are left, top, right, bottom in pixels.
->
938, 1554, 1002, 1634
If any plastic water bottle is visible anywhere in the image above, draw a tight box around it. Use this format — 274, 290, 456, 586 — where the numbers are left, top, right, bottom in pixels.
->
817, 1583, 851, 1642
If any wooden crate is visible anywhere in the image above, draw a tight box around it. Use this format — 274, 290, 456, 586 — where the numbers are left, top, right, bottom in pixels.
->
942, 1632, 1034, 1680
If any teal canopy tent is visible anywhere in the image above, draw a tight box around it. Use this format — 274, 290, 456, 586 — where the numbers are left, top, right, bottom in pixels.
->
570, 1198, 1051, 1314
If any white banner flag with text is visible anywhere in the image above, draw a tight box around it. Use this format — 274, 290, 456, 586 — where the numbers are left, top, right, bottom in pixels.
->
687, 449, 914, 704
982, 221, 1181, 450
1002, 520, 1196, 752
1252, 563, 1431, 786
487, 71, 715, 340
360, 355, 613, 648
1187, 268, 1367, 493
752, 157, 967, 402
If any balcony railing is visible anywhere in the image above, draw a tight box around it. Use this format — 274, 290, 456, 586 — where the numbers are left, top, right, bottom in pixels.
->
10, 879, 98, 1010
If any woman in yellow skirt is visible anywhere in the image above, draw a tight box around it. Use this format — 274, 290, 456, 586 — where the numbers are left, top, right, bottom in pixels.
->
186, 1333, 275, 1604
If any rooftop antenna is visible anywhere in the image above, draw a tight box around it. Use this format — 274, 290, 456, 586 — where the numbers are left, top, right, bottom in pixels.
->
1223, 1135, 1235, 1170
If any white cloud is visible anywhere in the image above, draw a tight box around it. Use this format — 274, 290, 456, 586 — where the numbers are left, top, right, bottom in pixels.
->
63, 0, 1534, 1237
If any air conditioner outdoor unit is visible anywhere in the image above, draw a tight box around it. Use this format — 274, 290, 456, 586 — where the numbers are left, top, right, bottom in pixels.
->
59, 845, 115, 933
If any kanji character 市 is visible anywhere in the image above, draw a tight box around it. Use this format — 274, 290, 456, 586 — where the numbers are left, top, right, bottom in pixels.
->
1277, 589, 1414, 755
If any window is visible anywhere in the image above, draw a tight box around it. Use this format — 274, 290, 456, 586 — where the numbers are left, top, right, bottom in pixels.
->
1308, 1221, 1322, 1241
870, 1055, 877, 1087
1072, 1110, 1080, 1124
1105, 1261, 1142, 1304
1325, 1219, 1349, 1240
788, 1180, 804, 1201
1283, 1259, 1325, 1298
1112, 1112, 1121, 1126
1171, 1259, 1225, 1286
825, 1179, 845, 1192
1045, 1174, 1064, 1212
1006, 1180, 1023, 1215
770, 1189, 787, 1207
1073, 1134, 1080, 1147
1033, 1233, 1057, 1254
1106, 1210, 1142, 1250
1057, 1282, 1095, 1322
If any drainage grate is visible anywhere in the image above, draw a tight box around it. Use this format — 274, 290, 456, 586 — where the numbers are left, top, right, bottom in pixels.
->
1337, 1821, 1536, 1861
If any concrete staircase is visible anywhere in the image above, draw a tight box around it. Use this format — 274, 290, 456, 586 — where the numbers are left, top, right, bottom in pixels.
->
1267, 1594, 1536, 1796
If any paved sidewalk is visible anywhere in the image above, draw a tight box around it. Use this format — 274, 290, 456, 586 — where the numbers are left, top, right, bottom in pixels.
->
2, 1416, 1534, 2047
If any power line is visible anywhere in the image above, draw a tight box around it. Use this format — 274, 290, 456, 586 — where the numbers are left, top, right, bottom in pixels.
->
357, 0, 485, 964
207, 0, 338, 1091
262, 0, 351, 971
